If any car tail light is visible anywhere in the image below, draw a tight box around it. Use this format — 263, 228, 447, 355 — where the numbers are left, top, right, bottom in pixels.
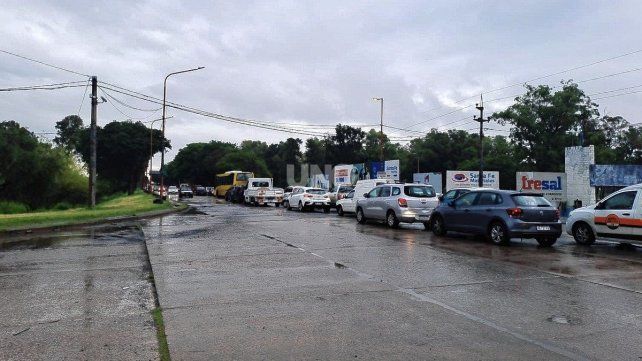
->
555, 209, 560, 221
337, 194, 343, 200
398, 198, 408, 207
506, 207, 523, 218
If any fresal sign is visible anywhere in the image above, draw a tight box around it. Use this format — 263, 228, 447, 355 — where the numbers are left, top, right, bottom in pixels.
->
516, 172, 566, 206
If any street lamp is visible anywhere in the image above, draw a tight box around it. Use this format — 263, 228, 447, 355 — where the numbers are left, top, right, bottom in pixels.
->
158, 66, 205, 202
372, 97, 384, 161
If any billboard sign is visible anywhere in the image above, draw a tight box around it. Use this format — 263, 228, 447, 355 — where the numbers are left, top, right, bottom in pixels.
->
516, 172, 566, 206
333, 165, 352, 186
384, 159, 400, 181
446, 170, 499, 190
413, 172, 443, 194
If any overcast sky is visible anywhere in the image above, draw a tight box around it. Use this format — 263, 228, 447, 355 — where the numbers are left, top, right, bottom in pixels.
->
1, 0, 641, 165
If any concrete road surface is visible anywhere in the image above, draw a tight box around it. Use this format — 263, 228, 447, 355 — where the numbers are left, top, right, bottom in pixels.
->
142, 197, 642, 361
0, 225, 158, 361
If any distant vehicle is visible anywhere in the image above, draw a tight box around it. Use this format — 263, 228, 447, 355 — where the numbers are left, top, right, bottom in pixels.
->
285, 186, 330, 212
168, 186, 179, 195
431, 190, 562, 247
225, 185, 246, 203
326, 184, 354, 207
205, 186, 215, 196
356, 184, 438, 228
179, 185, 193, 198
214, 171, 253, 198
194, 185, 208, 196
243, 178, 283, 206
282, 186, 294, 205
566, 183, 642, 246
336, 190, 357, 216
353, 179, 391, 203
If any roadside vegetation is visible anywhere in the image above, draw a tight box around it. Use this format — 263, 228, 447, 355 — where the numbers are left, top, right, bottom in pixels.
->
0, 192, 175, 231
165, 82, 642, 189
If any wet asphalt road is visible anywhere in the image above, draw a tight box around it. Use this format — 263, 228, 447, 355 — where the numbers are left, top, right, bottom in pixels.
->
142, 197, 641, 361
0, 225, 158, 361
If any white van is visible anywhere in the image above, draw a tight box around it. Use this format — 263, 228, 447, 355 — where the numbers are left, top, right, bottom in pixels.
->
353, 179, 392, 202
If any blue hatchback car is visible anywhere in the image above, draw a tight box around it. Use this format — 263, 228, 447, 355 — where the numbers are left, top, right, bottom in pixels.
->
430, 189, 562, 247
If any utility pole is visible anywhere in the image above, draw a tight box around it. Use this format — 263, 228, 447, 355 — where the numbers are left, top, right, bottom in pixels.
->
373, 97, 384, 161
473, 94, 487, 187
89, 76, 97, 208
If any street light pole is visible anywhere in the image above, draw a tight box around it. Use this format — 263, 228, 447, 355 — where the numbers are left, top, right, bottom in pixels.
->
158, 66, 204, 201
373, 97, 384, 161
148, 118, 162, 192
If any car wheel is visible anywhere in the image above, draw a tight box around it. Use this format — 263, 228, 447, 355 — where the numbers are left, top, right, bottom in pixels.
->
536, 237, 557, 247
431, 215, 446, 236
572, 222, 595, 245
386, 211, 399, 228
337, 205, 344, 216
323, 206, 330, 213
298, 201, 305, 212
356, 208, 366, 224
488, 222, 509, 246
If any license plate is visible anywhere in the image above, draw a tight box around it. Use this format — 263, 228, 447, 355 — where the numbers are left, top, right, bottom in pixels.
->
416, 216, 431, 221
537, 226, 550, 231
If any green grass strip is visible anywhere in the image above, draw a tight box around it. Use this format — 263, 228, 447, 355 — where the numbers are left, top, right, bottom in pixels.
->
0, 192, 177, 231
151, 307, 171, 361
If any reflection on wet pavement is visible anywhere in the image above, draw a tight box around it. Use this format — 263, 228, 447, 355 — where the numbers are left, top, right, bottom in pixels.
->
143, 197, 642, 360
0, 224, 157, 361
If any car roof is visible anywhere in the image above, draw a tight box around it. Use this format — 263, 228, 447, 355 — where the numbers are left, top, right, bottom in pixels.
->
619, 183, 642, 192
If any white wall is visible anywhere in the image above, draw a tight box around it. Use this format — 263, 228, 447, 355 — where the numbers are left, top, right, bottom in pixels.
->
564, 146, 595, 208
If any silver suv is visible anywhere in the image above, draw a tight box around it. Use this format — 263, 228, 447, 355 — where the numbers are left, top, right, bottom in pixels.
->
356, 183, 438, 228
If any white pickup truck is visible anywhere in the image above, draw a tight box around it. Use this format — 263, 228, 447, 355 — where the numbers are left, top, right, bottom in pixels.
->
243, 178, 283, 206
566, 183, 642, 246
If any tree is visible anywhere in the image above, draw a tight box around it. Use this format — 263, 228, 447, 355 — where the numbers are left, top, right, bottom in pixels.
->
491, 82, 599, 172
76, 121, 169, 194
0, 121, 86, 209
304, 137, 327, 166
167, 141, 236, 185
216, 150, 271, 177
54, 115, 84, 151
325, 124, 366, 165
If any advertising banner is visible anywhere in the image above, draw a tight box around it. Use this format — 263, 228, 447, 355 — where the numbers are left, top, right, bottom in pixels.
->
333, 165, 352, 186
446, 170, 499, 191
413, 172, 443, 194
351, 163, 370, 184
517, 172, 566, 206
384, 159, 400, 181
369, 161, 385, 179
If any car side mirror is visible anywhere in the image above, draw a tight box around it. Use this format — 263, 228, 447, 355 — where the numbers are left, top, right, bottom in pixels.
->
447, 200, 455, 208
438, 195, 444, 202
363, 193, 370, 198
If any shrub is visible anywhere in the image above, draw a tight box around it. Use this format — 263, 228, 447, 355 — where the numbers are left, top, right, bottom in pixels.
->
52, 202, 73, 211
0, 201, 30, 214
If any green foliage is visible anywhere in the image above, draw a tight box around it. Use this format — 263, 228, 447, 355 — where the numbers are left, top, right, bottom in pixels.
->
491, 82, 598, 171
216, 150, 271, 177
75, 120, 170, 194
0, 200, 30, 214
0, 121, 88, 209
54, 115, 84, 151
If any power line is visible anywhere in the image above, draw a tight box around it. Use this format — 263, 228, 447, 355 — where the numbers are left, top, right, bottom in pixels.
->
77, 78, 91, 115
0, 49, 90, 77
99, 87, 162, 112
0, 81, 86, 92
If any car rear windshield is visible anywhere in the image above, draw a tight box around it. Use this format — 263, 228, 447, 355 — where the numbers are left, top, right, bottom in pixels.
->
404, 185, 436, 197
338, 186, 354, 192
306, 189, 326, 195
511, 194, 552, 207
252, 182, 270, 187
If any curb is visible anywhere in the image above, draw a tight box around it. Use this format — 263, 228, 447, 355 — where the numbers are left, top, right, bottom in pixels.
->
0, 203, 190, 238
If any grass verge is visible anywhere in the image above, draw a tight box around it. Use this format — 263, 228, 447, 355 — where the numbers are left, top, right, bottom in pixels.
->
151, 307, 171, 361
0, 192, 179, 231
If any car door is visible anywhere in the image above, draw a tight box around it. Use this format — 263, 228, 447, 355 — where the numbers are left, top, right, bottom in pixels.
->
375, 186, 392, 220
475, 192, 503, 233
363, 187, 381, 218
343, 191, 356, 212
448, 192, 480, 231
593, 190, 640, 239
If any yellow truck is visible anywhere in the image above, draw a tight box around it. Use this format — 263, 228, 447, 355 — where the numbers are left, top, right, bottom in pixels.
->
213, 170, 253, 198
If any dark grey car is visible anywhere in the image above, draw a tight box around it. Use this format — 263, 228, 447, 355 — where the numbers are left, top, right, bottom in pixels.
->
430, 190, 562, 247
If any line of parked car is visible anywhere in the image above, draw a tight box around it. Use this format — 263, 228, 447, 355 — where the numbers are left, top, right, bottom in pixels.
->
222, 177, 642, 249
